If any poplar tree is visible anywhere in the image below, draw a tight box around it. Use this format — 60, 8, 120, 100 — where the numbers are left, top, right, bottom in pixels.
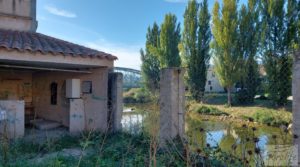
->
158, 14, 181, 68
260, 0, 296, 106
140, 23, 161, 94
211, 0, 242, 106
236, 0, 260, 104
183, 0, 211, 102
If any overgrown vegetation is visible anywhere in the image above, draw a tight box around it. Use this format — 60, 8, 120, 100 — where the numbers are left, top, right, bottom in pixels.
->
123, 88, 151, 104
195, 105, 229, 116
1, 127, 243, 166
188, 96, 292, 127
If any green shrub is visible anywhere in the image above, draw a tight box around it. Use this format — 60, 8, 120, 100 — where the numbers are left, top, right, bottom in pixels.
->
196, 106, 228, 116
252, 111, 288, 126
123, 88, 151, 103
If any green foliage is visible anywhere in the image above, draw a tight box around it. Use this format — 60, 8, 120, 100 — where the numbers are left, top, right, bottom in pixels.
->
123, 88, 151, 103
183, 0, 211, 102
252, 110, 289, 126
141, 14, 181, 94
235, 89, 251, 104
1, 132, 241, 166
141, 23, 161, 94
154, 13, 181, 68
260, 0, 296, 106
196, 105, 229, 116
237, 0, 260, 103
211, 0, 242, 106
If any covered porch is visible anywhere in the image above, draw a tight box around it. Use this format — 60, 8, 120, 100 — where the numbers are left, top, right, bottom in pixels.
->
0, 29, 121, 138
0, 60, 111, 138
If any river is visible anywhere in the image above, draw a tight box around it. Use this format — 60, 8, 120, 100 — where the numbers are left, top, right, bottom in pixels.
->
121, 105, 294, 166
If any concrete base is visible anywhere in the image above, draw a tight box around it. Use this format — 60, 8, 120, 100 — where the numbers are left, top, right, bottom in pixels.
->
159, 68, 185, 144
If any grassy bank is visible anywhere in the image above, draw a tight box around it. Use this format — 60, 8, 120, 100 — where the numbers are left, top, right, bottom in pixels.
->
187, 95, 292, 127
0, 131, 244, 167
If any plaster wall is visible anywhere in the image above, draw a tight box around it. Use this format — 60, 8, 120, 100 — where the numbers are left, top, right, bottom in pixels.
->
0, 0, 37, 31
0, 70, 32, 103
205, 67, 224, 93
32, 68, 109, 132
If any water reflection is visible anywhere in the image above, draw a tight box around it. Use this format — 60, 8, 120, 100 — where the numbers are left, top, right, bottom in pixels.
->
187, 119, 293, 165
121, 112, 144, 134
121, 107, 293, 165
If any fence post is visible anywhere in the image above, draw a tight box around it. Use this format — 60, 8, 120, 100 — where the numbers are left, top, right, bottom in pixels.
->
293, 50, 300, 164
159, 68, 185, 145
108, 72, 123, 132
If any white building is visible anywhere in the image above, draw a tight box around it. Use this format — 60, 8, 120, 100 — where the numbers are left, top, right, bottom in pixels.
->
205, 67, 224, 93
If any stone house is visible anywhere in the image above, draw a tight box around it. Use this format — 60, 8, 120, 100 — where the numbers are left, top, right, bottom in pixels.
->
0, 0, 122, 138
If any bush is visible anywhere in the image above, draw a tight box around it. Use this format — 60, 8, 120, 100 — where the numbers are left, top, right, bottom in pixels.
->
196, 106, 228, 116
252, 111, 288, 127
123, 88, 151, 103
235, 89, 255, 105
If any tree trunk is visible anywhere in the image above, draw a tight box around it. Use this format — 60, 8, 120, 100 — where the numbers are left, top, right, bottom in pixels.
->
227, 87, 231, 106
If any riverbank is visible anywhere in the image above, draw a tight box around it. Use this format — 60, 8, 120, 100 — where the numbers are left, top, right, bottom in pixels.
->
187, 101, 292, 128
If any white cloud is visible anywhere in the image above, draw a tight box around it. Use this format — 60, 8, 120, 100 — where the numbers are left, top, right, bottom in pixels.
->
86, 39, 142, 70
45, 5, 77, 18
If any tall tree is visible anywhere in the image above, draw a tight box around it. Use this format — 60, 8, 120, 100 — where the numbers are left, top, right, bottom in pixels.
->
197, 0, 211, 101
260, 0, 296, 106
182, 0, 211, 102
236, 0, 260, 104
158, 14, 181, 68
140, 23, 161, 94
211, 0, 242, 106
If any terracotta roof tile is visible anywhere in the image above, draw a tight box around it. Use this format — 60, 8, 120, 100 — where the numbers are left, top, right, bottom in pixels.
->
0, 29, 117, 60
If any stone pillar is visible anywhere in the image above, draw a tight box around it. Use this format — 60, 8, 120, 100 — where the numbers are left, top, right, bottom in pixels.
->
159, 68, 185, 143
69, 99, 85, 134
293, 50, 300, 164
108, 72, 123, 132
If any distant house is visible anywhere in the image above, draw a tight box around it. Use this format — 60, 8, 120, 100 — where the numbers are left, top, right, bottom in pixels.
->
0, 0, 121, 138
205, 66, 224, 93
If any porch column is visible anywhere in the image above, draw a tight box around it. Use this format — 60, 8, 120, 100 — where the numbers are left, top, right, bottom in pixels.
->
293, 50, 300, 164
159, 68, 185, 144
108, 72, 123, 132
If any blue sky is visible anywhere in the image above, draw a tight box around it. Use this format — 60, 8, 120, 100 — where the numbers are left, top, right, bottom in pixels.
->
36, 0, 238, 70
